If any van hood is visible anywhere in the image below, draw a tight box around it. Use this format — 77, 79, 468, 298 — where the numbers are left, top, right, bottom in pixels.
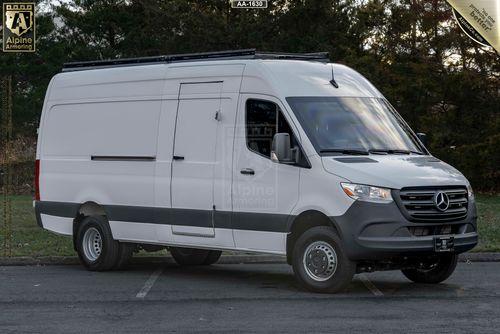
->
321, 155, 467, 189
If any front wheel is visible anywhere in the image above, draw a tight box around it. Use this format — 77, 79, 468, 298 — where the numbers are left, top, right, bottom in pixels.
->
292, 226, 355, 293
401, 254, 458, 284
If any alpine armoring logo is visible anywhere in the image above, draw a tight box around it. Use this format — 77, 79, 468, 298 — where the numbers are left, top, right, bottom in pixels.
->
2, 2, 35, 52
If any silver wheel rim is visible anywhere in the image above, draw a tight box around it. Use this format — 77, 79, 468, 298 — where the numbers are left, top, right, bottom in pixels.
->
303, 241, 338, 281
82, 227, 102, 262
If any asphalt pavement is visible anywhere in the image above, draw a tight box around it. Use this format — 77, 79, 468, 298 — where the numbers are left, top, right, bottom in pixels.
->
1, 261, 499, 333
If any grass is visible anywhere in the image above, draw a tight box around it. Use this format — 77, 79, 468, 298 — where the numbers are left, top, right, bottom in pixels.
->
475, 194, 500, 252
0, 196, 74, 256
0, 194, 499, 257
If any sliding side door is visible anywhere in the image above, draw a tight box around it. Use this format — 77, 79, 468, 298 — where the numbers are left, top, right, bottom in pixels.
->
170, 82, 221, 237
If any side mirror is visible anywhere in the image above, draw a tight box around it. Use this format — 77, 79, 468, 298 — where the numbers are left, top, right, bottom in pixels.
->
271, 133, 294, 163
417, 132, 427, 146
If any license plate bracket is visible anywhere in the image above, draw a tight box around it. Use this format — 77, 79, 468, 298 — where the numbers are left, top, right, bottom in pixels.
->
434, 236, 454, 252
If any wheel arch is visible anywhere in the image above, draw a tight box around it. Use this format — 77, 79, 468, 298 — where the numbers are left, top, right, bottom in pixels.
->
72, 201, 108, 250
286, 210, 340, 265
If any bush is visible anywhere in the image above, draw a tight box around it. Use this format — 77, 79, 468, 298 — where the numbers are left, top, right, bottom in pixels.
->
0, 161, 34, 195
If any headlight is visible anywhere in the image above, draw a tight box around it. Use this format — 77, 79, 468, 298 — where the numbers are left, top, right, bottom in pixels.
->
341, 183, 393, 203
467, 184, 474, 200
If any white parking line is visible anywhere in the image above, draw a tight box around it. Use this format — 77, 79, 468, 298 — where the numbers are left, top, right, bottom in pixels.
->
136, 267, 164, 299
359, 274, 384, 296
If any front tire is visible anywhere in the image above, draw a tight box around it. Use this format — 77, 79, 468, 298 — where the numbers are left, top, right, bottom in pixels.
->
401, 254, 458, 284
76, 215, 120, 271
292, 226, 355, 293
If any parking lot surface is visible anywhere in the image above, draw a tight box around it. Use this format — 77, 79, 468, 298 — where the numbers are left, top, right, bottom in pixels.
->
1, 262, 499, 333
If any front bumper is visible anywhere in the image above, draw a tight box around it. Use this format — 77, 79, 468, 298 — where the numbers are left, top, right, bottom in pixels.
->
330, 199, 478, 260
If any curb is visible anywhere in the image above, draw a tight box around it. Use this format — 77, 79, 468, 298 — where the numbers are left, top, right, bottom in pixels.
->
0, 252, 499, 266
459, 252, 500, 262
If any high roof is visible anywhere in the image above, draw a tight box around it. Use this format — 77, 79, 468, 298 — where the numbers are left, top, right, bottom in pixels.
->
255, 60, 383, 98
53, 50, 383, 101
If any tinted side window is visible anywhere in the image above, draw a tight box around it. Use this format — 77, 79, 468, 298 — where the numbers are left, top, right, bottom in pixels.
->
245, 99, 296, 159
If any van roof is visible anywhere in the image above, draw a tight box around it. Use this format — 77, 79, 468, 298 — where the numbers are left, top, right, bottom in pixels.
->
53, 50, 383, 100
254, 61, 383, 98
62, 49, 329, 72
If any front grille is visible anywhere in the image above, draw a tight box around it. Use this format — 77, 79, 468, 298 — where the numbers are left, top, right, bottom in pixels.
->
397, 186, 468, 222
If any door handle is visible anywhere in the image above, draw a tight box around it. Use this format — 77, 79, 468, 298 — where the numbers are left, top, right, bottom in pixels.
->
173, 155, 184, 161
240, 168, 255, 175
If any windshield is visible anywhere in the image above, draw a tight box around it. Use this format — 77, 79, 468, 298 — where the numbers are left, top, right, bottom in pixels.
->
286, 97, 425, 155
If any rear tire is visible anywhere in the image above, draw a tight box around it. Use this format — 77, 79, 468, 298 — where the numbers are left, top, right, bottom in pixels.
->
114, 242, 135, 269
75, 215, 120, 271
292, 226, 355, 293
202, 250, 222, 265
170, 247, 209, 266
401, 254, 458, 284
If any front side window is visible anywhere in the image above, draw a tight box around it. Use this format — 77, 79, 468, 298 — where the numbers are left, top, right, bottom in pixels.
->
245, 99, 294, 159
286, 96, 425, 155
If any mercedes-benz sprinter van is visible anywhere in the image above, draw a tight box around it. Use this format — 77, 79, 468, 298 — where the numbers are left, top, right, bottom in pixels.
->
35, 50, 477, 293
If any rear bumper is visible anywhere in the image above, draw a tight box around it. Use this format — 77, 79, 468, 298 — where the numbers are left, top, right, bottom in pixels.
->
34, 200, 79, 230
330, 199, 478, 260
34, 201, 44, 228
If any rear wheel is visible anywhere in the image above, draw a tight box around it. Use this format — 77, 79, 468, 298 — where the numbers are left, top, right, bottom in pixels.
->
203, 250, 222, 265
76, 215, 120, 271
114, 242, 136, 269
292, 226, 355, 293
401, 254, 458, 284
170, 247, 210, 266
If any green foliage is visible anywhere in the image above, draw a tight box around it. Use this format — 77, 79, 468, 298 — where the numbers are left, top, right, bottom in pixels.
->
0, 0, 498, 191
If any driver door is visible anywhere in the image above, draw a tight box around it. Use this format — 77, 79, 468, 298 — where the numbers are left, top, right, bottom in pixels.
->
231, 95, 301, 253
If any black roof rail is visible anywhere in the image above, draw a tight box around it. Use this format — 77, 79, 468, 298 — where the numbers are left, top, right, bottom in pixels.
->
255, 51, 329, 61
62, 49, 330, 72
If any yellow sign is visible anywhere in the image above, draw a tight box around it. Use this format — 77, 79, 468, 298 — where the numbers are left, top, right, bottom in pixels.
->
2, 2, 35, 52
447, 0, 499, 54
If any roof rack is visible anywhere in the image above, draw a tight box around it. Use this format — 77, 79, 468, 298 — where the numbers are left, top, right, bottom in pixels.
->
62, 49, 330, 72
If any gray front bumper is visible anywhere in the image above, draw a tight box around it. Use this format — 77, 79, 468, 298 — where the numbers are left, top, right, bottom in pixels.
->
330, 200, 478, 260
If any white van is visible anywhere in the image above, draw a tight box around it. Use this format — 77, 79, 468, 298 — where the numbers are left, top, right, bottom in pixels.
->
35, 50, 477, 293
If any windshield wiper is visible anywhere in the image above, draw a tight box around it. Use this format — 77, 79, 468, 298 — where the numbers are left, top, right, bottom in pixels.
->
369, 149, 424, 155
320, 148, 423, 156
320, 148, 369, 155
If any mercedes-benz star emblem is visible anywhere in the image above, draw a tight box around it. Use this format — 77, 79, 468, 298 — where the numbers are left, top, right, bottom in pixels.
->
434, 191, 450, 212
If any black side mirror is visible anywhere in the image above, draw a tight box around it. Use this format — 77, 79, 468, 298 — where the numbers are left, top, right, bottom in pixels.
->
417, 132, 427, 146
271, 133, 296, 163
